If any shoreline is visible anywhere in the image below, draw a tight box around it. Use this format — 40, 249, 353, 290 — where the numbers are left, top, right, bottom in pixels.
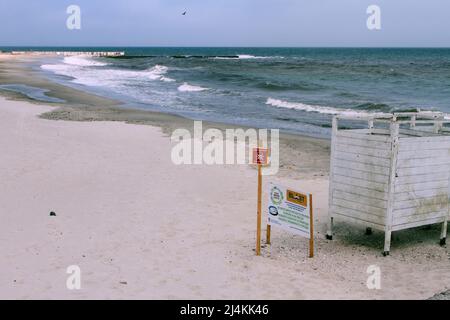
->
0, 53, 331, 179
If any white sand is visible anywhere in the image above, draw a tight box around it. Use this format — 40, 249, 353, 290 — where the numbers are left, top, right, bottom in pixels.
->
0, 96, 449, 300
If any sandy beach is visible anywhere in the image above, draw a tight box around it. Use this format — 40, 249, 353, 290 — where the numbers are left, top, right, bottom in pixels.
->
0, 53, 449, 300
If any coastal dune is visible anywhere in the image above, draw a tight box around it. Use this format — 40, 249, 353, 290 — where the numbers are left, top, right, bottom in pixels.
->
0, 95, 449, 299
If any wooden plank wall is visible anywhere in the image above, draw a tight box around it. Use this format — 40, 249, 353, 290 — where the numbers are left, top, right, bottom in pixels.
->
392, 136, 450, 231
330, 130, 391, 228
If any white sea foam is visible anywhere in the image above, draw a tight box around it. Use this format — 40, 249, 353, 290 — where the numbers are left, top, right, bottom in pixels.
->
145, 65, 175, 82
178, 83, 208, 92
266, 98, 387, 117
161, 77, 175, 82
41, 60, 175, 86
63, 55, 109, 67
237, 54, 269, 59
214, 54, 277, 60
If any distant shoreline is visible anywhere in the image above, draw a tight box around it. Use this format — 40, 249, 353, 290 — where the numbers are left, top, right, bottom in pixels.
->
3, 46, 450, 49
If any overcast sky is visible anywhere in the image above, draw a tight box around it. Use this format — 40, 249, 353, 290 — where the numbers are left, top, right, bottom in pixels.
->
0, 0, 449, 47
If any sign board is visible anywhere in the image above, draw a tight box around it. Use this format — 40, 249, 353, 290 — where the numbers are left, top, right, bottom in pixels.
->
252, 148, 268, 165
268, 183, 311, 239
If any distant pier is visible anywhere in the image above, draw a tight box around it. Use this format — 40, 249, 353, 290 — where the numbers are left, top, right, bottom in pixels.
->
10, 51, 125, 57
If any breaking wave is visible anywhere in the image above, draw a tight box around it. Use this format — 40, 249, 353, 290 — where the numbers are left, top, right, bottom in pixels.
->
41, 61, 175, 86
178, 83, 208, 92
62, 56, 109, 67
266, 98, 387, 117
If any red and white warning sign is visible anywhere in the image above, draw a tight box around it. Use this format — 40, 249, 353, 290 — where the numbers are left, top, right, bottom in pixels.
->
252, 148, 268, 165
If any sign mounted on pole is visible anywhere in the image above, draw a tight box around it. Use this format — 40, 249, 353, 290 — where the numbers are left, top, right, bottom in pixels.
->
252, 148, 268, 165
267, 183, 314, 257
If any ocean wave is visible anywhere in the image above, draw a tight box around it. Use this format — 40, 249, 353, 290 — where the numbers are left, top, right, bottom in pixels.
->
354, 102, 392, 112
213, 57, 239, 60
266, 98, 387, 117
110, 54, 284, 60
160, 76, 176, 82
257, 81, 322, 92
145, 65, 175, 82
238, 54, 271, 59
41, 62, 174, 85
213, 54, 279, 60
178, 83, 208, 92
63, 55, 109, 67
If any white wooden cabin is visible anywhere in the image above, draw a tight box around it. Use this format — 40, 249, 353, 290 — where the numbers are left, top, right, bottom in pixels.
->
327, 112, 450, 255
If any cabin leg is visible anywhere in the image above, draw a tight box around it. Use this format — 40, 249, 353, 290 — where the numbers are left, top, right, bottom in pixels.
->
440, 218, 447, 246
365, 227, 373, 236
326, 217, 333, 240
383, 121, 398, 257
327, 117, 338, 242
383, 229, 392, 256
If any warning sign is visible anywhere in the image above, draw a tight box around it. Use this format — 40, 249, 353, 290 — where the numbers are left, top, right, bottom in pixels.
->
252, 148, 268, 165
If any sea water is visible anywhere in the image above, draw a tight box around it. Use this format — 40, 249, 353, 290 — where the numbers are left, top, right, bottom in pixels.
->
4, 47, 450, 137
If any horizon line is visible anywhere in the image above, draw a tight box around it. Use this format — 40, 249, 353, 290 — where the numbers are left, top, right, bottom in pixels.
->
2, 45, 450, 49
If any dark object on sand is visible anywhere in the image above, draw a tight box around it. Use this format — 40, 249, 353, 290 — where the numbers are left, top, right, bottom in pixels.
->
182, 11, 187, 15
428, 290, 450, 300
49, 211, 56, 216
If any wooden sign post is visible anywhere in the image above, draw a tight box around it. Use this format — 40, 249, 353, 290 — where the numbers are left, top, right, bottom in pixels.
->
253, 146, 268, 256
256, 159, 262, 256
309, 194, 314, 258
